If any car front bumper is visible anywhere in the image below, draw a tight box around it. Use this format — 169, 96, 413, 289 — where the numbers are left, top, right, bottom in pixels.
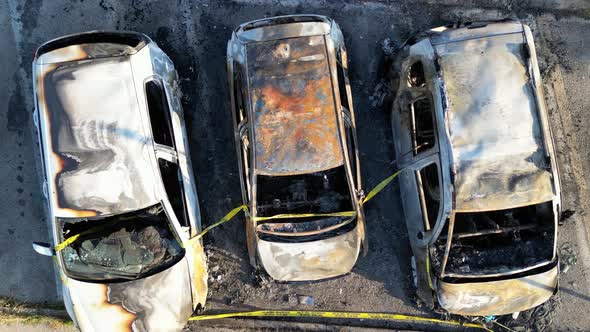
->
256, 224, 361, 281
437, 261, 559, 316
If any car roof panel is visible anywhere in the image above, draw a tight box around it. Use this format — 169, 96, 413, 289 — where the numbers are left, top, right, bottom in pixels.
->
246, 35, 344, 175
36, 57, 158, 217
435, 32, 554, 211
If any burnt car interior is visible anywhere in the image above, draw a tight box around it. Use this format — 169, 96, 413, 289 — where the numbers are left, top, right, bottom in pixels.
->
433, 201, 555, 277
255, 166, 356, 241
60, 203, 184, 281
256, 166, 352, 216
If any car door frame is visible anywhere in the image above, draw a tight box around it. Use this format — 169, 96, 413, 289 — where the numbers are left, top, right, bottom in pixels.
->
393, 52, 447, 247
228, 55, 258, 266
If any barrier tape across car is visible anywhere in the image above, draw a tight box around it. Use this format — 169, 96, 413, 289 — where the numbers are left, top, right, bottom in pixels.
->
54, 169, 402, 251
51, 171, 500, 331
186, 168, 403, 245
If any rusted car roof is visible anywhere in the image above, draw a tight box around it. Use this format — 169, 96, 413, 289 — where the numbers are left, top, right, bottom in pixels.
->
435, 31, 554, 211
36, 55, 158, 218
246, 35, 344, 175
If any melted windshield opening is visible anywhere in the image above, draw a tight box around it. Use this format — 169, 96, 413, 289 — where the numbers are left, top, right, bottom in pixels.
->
432, 201, 554, 277
58, 203, 184, 282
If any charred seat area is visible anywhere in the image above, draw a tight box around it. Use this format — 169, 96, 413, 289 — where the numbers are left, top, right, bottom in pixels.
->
255, 166, 355, 241
59, 204, 184, 281
434, 202, 555, 276
256, 166, 352, 216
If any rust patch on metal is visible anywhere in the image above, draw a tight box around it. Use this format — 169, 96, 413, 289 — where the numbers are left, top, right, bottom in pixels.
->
187, 240, 208, 308
247, 35, 343, 175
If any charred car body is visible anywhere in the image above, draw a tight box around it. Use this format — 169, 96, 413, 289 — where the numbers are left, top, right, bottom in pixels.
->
390, 21, 561, 316
227, 15, 365, 281
31, 31, 207, 331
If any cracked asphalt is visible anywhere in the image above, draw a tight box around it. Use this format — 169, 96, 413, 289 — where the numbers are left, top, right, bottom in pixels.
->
1, 0, 589, 331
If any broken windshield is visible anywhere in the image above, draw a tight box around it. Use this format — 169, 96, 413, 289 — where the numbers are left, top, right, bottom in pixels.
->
58, 203, 184, 281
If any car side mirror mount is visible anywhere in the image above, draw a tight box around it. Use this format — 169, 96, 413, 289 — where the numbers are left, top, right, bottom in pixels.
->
32, 242, 55, 256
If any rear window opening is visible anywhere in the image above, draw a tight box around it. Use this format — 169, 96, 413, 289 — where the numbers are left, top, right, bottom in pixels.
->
36, 31, 148, 58
146, 80, 174, 147
255, 166, 354, 240
242, 15, 326, 31
432, 202, 555, 276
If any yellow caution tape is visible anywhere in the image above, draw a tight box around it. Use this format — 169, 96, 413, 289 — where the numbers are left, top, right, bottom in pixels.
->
55, 169, 403, 252
362, 169, 402, 205
492, 320, 516, 332
188, 309, 492, 331
253, 211, 356, 222
182, 204, 248, 248
55, 233, 81, 252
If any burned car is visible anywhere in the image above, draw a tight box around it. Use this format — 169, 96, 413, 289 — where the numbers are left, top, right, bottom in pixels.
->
390, 21, 561, 316
31, 31, 207, 331
227, 15, 365, 281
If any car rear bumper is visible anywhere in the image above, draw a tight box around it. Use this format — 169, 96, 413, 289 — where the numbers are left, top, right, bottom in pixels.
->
256, 224, 361, 281
437, 261, 558, 316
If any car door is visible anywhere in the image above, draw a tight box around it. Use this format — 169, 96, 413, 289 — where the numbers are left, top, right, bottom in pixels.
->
392, 56, 446, 304
230, 61, 257, 265
393, 58, 444, 247
144, 78, 190, 235
144, 75, 208, 309
163, 72, 202, 238
336, 47, 362, 194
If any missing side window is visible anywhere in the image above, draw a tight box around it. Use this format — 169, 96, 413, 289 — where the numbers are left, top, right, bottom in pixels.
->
410, 98, 435, 155
336, 53, 350, 111
241, 135, 251, 198
416, 163, 440, 231
158, 158, 188, 228
146, 80, 174, 147
233, 65, 247, 124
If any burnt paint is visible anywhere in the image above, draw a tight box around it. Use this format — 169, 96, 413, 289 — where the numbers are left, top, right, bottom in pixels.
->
247, 35, 343, 175
67, 256, 193, 332
38, 56, 157, 217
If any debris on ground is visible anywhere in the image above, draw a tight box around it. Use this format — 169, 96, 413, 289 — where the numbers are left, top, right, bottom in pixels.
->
496, 295, 561, 332
559, 242, 577, 274
296, 295, 314, 306
369, 80, 393, 109
559, 209, 575, 225
381, 37, 397, 57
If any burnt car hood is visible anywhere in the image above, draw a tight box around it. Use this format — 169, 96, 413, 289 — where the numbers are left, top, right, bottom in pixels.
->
64, 256, 193, 332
